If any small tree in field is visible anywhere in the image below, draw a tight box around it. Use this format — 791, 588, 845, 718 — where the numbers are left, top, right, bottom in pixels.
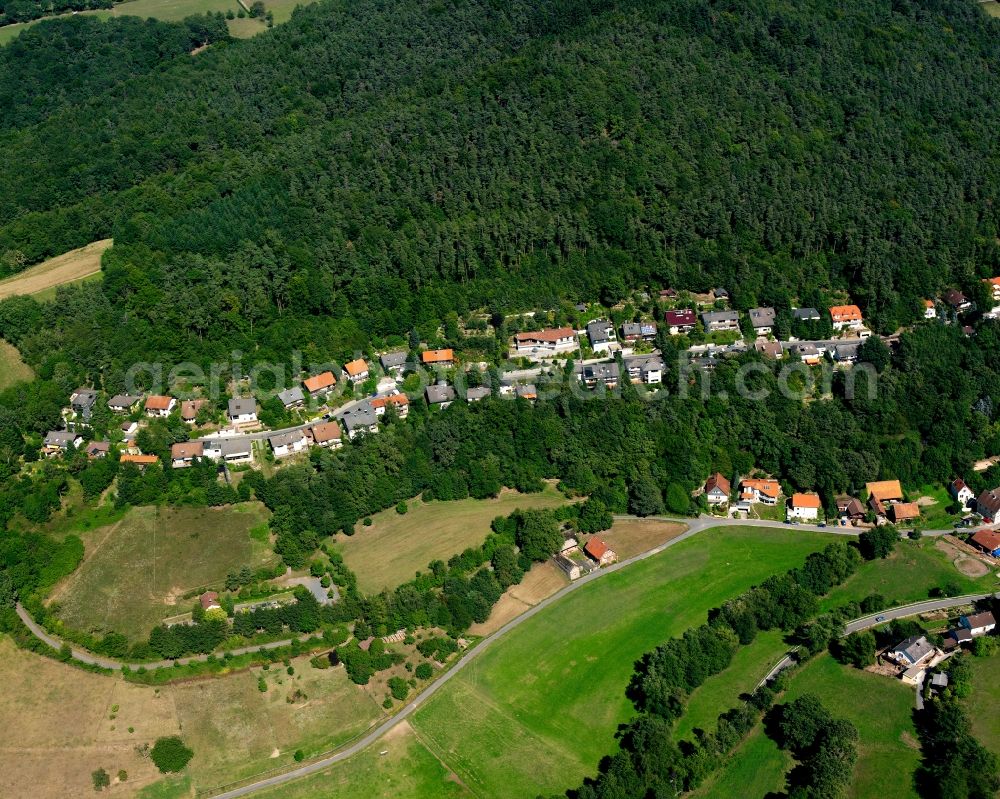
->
150, 736, 194, 773
91, 768, 110, 791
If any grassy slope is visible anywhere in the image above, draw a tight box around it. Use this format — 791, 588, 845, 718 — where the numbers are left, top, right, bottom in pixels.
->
50, 503, 275, 639
0, 238, 110, 299
967, 650, 1000, 756
334, 486, 569, 594
0, 339, 33, 390
411, 526, 836, 799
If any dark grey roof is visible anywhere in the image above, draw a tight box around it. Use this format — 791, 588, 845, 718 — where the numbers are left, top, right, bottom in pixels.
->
835, 343, 860, 360
465, 386, 492, 401
44, 430, 77, 447
893, 635, 934, 664
701, 310, 739, 325
268, 430, 306, 448
71, 389, 98, 408
796, 343, 819, 356
621, 322, 643, 337
380, 351, 408, 369
586, 320, 614, 344
581, 362, 619, 382
793, 307, 821, 320
342, 405, 379, 429
277, 387, 305, 406
228, 398, 256, 416
425, 384, 457, 404
714, 287, 730, 298
108, 393, 142, 409
220, 439, 252, 457
749, 307, 776, 328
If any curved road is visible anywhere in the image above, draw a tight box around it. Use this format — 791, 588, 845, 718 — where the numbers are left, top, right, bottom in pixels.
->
843, 593, 996, 634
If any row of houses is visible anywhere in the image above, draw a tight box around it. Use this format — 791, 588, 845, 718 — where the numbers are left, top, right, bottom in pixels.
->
699, 304, 866, 335
553, 535, 618, 580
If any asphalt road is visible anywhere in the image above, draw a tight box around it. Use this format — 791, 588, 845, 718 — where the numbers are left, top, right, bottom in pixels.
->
843, 593, 996, 634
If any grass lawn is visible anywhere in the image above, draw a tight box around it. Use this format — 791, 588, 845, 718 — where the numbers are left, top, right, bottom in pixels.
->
49, 502, 276, 639
982, 0, 1000, 17
0, 239, 110, 300
820, 537, 999, 612
241, 722, 471, 799
334, 486, 571, 594
966, 649, 1000, 756
0, 339, 33, 390
701, 654, 921, 798
910, 483, 960, 529
410, 526, 838, 799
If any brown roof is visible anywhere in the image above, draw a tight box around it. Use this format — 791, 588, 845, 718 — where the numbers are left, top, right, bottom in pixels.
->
791, 492, 821, 509
303, 371, 336, 393
144, 395, 174, 411
171, 441, 204, 460
978, 488, 1000, 518
585, 537, 609, 560
180, 399, 207, 420
514, 327, 575, 343
706, 472, 730, 495
311, 421, 342, 443
964, 611, 996, 629
421, 349, 454, 364
890, 502, 920, 522
200, 591, 220, 610
971, 529, 1000, 553
344, 359, 369, 377
120, 453, 159, 465
866, 480, 903, 502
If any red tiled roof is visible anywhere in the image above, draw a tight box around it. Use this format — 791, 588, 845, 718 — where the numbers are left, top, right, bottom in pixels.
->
311, 421, 342, 443
120, 453, 159, 465
144, 395, 174, 411
830, 304, 862, 322
303, 371, 336, 393
706, 472, 730, 495
371, 394, 409, 410
171, 441, 204, 459
664, 309, 696, 326
421, 349, 454, 364
971, 529, 1000, 553
585, 537, 608, 559
514, 327, 575, 343
791, 492, 821, 509
344, 359, 369, 377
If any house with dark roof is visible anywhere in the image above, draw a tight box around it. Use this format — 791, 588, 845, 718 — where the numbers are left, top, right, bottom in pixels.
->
586, 320, 616, 352
625, 355, 664, 385
748, 307, 776, 336
887, 635, 935, 668
43, 430, 84, 455
341, 405, 379, 439
621, 321, 657, 342
465, 386, 492, 402
310, 421, 342, 449
959, 611, 996, 637
277, 387, 305, 409
268, 430, 308, 458
86, 441, 110, 459
950, 478, 975, 507
70, 388, 98, 420
171, 440, 204, 468
976, 487, 1000, 523
664, 308, 696, 335
836, 495, 865, 523
792, 307, 820, 322
228, 397, 257, 424
795, 343, 821, 365
108, 394, 143, 414
425, 383, 456, 408
701, 310, 740, 333
578, 361, 619, 389
945, 289, 972, 312
755, 340, 783, 359
219, 438, 253, 464
380, 351, 409, 375
834, 342, 860, 363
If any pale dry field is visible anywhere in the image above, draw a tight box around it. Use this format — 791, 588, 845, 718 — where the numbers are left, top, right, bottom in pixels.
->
0, 239, 111, 300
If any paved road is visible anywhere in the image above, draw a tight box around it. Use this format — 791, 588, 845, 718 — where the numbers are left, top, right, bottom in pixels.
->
843, 593, 996, 634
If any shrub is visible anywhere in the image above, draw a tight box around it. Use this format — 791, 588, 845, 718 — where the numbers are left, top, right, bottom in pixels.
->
396, 501, 408, 515
149, 736, 194, 773
91, 768, 110, 791
415, 662, 433, 680
293, 750, 304, 762
387, 676, 409, 700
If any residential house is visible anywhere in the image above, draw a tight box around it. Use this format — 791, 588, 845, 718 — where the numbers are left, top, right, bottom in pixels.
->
343, 359, 370, 384
70, 388, 99, 421
200, 591, 221, 612
341, 405, 379, 439
144, 395, 176, 418
120, 420, 139, 439
370, 393, 409, 418
792, 307, 821, 322
887, 635, 935, 668
971, 529, 1000, 557
586, 320, 616, 352
944, 627, 973, 650
515, 384, 537, 402
219, 439, 253, 464
120, 453, 159, 468
621, 321, 657, 342
180, 399, 207, 424
268, 430, 308, 458
701, 310, 740, 333
836, 495, 865, 523
553, 551, 598, 580
625, 355, 663, 384
889, 502, 920, 524
277, 387, 305, 409
923, 300, 937, 320
795, 343, 821, 365
228, 398, 257, 424
107, 394, 143, 413
976, 487, 1000, 522
664, 309, 697, 335
959, 611, 996, 637
380, 351, 408, 375
866, 479, 904, 517
949, 478, 975, 507
704, 473, 731, 506
86, 441, 110, 459
584, 537, 618, 566
43, 430, 83, 455
834, 342, 860, 363
749, 307, 776, 336
465, 386, 492, 402
425, 383, 456, 408
513, 327, 578, 356
170, 441, 204, 468
741, 478, 781, 506
983, 277, 1000, 303
201, 441, 222, 461
788, 492, 821, 521
422, 349, 454, 368
714, 287, 730, 300
830, 304, 864, 331
754, 340, 783, 359
944, 290, 972, 313
579, 361, 620, 389
310, 421, 343, 449
659, 288, 679, 300
303, 371, 337, 398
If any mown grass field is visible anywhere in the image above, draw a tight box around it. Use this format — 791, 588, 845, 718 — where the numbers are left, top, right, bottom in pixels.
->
410, 526, 838, 799
50, 503, 275, 639
967, 649, 1000, 756
697, 655, 920, 799
0, 239, 110, 300
0, 339, 33, 390
334, 486, 570, 594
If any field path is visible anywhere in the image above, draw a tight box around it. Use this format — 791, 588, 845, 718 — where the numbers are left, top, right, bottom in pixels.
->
0, 239, 111, 299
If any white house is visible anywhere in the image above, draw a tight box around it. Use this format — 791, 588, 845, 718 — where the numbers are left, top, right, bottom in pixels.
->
268, 430, 308, 458
513, 327, 578, 356
219, 439, 253, 464
170, 441, 204, 468
228, 397, 257, 424
959, 611, 996, 637
310, 421, 343, 449
704, 473, 730, 506
586, 320, 616, 352
923, 300, 937, 320
343, 359, 370, 384
788, 492, 821, 521
830, 304, 864, 331
949, 478, 975, 508
144, 395, 176, 418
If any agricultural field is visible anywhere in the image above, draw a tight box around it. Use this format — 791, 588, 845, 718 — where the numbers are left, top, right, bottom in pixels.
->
0, 340, 33, 390
967, 649, 1000, 755
333, 486, 570, 594
0, 239, 110, 300
820, 536, 999, 612
696, 655, 921, 799
409, 526, 838, 799
48, 503, 275, 639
